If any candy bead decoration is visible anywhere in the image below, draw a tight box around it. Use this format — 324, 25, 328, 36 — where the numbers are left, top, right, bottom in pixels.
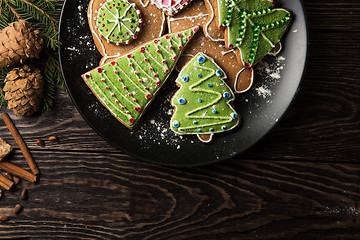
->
218, 0, 292, 66
96, 0, 142, 45
82, 27, 198, 129
170, 53, 240, 143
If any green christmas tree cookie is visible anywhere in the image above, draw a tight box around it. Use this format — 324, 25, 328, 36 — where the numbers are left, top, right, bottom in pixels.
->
96, 0, 142, 45
219, 0, 291, 66
170, 53, 240, 143
82, 26, 199, 129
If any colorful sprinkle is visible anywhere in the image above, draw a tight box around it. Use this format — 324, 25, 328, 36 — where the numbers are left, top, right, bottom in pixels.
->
231, 113, 238, 119
212, 110, 217, 114
197, 74, 202, 78
182, 75, 189, 82
193, 121, 198, 124
216, 70, 223, 76
221, 126, 227, 130
197, 56, 205, 63
173, 120, 180, 128
178, 98, 186, 105
223, 92, 231, 98
207, 83, 212, 87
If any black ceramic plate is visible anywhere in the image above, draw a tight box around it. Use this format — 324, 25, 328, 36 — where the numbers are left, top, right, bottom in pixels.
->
59, 0, 307, 167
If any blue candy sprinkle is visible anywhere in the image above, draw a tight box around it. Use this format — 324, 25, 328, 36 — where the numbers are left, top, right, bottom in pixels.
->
231, 113, 238, 119
198, 129, 201, 133
207, 83, 212, 87
178, 98, 186, 104
181, 75, 189, 82
216, 70, 223, 76
212, 110, 217, 114
198, 99, 202, 103
223, 92, 231, 98
173, 120, 180, 128
197, 56, 206, 63
197, 74, 202, 78
221, 126, 227, 130
209, 128, 214, 132
193, 121, 198, 124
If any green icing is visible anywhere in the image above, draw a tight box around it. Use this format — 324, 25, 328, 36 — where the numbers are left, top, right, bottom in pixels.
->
170, 53, 239, 136
83, 27, 198, 128
218, 0, 291, 66
97, 0, 141, 44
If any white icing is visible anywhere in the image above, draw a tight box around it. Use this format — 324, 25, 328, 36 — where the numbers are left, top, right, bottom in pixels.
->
234, 67, 254, 94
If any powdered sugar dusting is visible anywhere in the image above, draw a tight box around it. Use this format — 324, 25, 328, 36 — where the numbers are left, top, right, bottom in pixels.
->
255, 86, 272, 99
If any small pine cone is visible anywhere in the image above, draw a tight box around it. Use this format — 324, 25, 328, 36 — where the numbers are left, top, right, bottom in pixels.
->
3, 65, 44, 116
0, 20, 44, 69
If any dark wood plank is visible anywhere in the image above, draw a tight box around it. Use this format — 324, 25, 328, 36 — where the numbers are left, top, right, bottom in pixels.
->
0, 153, 359, 239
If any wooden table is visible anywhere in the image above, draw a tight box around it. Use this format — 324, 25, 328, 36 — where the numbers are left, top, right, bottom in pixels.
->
0, 0, 359, 239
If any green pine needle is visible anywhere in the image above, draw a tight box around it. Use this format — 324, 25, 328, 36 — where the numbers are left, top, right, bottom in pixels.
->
0, 0, 63, 112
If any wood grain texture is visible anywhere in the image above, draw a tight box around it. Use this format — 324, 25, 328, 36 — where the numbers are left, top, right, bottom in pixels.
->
0, 0, 359, 239
0, 153, 359, 239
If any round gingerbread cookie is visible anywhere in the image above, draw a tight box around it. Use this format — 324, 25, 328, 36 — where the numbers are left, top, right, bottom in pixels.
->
96, 0, 142, 44
168, 0, 254, 93
88, 0, 167, 65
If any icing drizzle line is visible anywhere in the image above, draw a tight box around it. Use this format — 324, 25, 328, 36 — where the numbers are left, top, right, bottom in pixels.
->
178, 61, 234, 131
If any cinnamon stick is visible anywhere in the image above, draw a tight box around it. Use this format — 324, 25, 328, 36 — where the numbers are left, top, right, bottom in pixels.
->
0, 174, 14, 190
1, 113, 39, 175
0, 161, 36, 183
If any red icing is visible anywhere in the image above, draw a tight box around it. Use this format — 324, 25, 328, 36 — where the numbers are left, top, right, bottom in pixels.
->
128, 93, 132, 96
165, 35, 170, 39
156, 81, 161, 86
188, 36, 191, 40
162, 60, 166, 64
85, 74, 90, 78
154, 74, 158, 77
123, 86, 127, 90
165, 69, 169, 73
129, 118, 134, 123
173, 56, 177, 60
115, 100, 119, 104
111, 61, 116, 66
149, 67, 153, 71
105, 86, 109, 90
146, 94, 152, 99
118, 78, 121, 81
144, 58, 148, 62
133, 99, 136, 102
154, 39, 158, 44
121, 106, 125, 110
169, 46, 174, 50
177, 33, 182, 37
134, 71, 138, 75
135, 106, 141, 112
178, 46, 182, 50
127, 54, 132, 58
140, 47, 146, 53
156, 49, 160, 53
101, 79, 105, 82
97, 68, 102, 73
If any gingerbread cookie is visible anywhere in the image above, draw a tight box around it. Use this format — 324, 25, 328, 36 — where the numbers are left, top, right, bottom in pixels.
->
170, 53, 240, 143
151, 0, 193, 16
168, 0, 254, 93
205, 0, 292, 66
88, 0, 167, 65
82, 27, 199, 129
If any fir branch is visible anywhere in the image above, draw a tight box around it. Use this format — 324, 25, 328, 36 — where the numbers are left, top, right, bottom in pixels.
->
18, 0, 57, 33
8, 2, 21, 20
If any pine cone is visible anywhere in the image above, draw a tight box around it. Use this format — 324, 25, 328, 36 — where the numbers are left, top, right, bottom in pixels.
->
0, 20, 44, 69
3, 65, 44, 116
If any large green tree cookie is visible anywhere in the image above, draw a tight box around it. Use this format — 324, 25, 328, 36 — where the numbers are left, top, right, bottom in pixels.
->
219, 0, 291, 66
96, 0, 142, 45
83, 27, 199, 129
170, 53, 240, 143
